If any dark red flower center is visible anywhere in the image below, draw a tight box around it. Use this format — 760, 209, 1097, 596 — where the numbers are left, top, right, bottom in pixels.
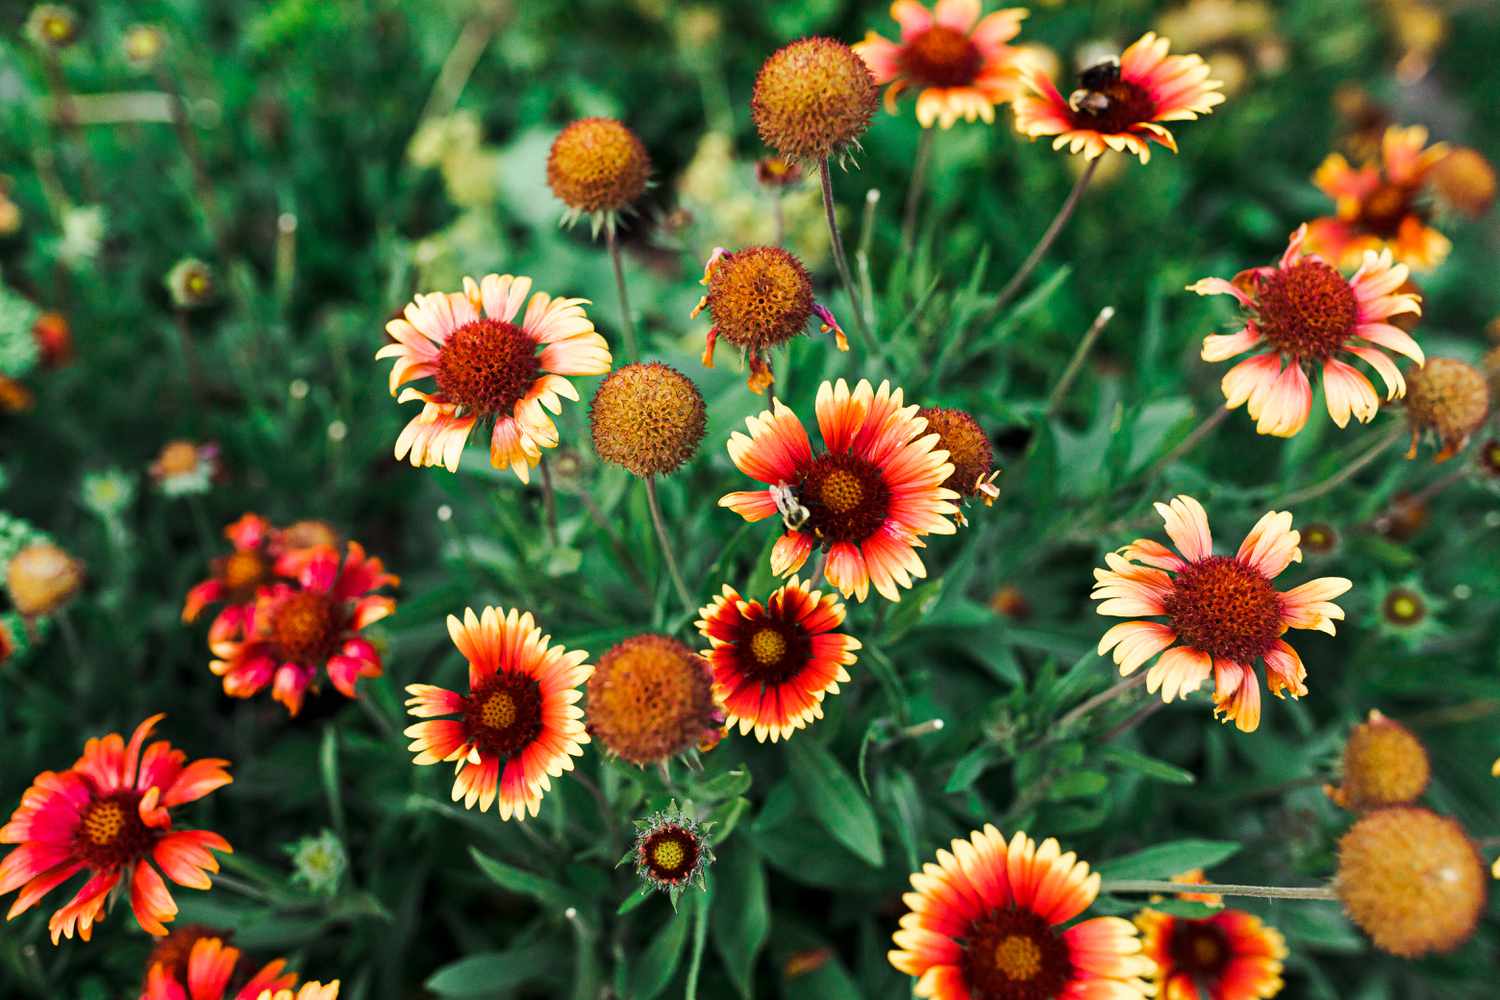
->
76, 793, 154, 867
1356, 183, 1423, 238
1167, 919, 1231, 982
903, 26, 983, 88
639, 826, 700, 885
1253, 260, 1359, 362
1301, 522, 1337, 554
270, 591, 342, 663
961, 905, 1073, 1000
736, 617, 813, 686
434, 318, 540, 417
1068, 62, 1157, 134
1479, 440, 1500, 478
1381, 587, 1425, 626
1162, 556, 1284, 665
465, 672, 544, 759
797, 452, 890, 546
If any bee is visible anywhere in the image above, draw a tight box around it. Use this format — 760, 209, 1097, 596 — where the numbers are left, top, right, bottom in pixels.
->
771, 482, 810, 532
1069, 58, 1121, 115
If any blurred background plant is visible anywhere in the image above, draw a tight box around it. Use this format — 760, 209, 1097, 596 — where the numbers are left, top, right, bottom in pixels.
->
1, 1, 1497, 998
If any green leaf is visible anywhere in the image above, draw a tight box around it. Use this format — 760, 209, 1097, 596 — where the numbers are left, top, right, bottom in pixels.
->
787, 738, 885, 867
469, 847, 575, 910
319, 724, 345, 836
617, 884, 654, 916
711, 846, 769, 999
1098, 747, 1196, 785
709, 796, 750, 845
628, 899, 693, 1000
1045, 770, 1110, 801
694, 767, 752, 802
424, 944, 556, 996
1096, 840, 1242, 880
945, 745, 997, 793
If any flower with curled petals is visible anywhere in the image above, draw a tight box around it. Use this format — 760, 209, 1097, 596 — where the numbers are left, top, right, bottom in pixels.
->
1190, 224, 1424, 438
141, 934, 297, 1000
1093, 495, 1352, 733
404, 607, 592, 822
719, 379, 959, 603
1013, 31, 1224, 163
377, 274, 612, 481
0, 715, 232, 944
697, 576, 860, 742
1307, 125, 1452, 271
854, 1, 1030, 129
889, 825, 1155, 999
208, 542, 396, 717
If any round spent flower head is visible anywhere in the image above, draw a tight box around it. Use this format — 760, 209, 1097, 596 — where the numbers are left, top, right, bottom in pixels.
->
586, 634, 721, 766
918, 407, 999, 521
1013, 32, 1224, 163
889, 825, 1155, 999
751, 38, 878, 163
589, 363, 706, 478
1326, 709, 1430, 812
691, 245, 848, 394
546, 117, 652, 234
377, 273, 611, 480
1093, 496, 1352, 733
285, 829, 346, 897
80, 467, 137, 521
697, 576, 859, 742
1298, 521, 1339, 556
165, 258, 217, 310
404, 606, 592, 821
1430, 146, 1496, 218
1307, 125, 1452, 271
0, 714, 233, 943
1404, 356, 1490, 462
1336, 806, 1487, 958
1368, 576, 1442, 647
5, 540, 84, 617
1477, 437, 1500, 482
25, 5, 79, 50
624, 802, 715, 905
855, 1, 1030, 129
1191, 224, 1424, 437
142, 934, 298, 1000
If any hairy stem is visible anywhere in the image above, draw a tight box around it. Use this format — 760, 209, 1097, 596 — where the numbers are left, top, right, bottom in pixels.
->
1276, 420, 1406, 507
1046, 306, 1117, 414
644, 477, 694, 613
1057, 672, 1148, 730
980, 158, 1099, 326
1102, 879, 1338, 901
901, 128, 935, 252
819, 158, 876, 350
606, 226, 639, 361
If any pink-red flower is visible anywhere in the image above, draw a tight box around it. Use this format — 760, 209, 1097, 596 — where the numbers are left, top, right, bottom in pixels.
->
1093, 496, 1352, 732
377, 273, 611, 480
141, 933, 296, 1000
182, 514, 280, 631
404, 606, 592, 821
697, 576, 860, 742
1014, 31, 1224, 162
1191, 224, 1424, 437
720, 379, 959, 603
209, 542, 396, 716
1307, 125, 1452, 271
889, 825, 1155, 999
854, 1, 1030, 129
0, 715, 232, 944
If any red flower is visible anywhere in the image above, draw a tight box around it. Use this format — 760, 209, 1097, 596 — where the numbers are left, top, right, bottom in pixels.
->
182, 514, 280, 631
0, 715, 232, 943
141, 934, 296, 1000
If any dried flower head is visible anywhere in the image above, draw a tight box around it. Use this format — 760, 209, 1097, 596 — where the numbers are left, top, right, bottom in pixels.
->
1405, 357, 1490, 461
1431, 146, 1496, 218
589, 363, 706, 478
751, 38, 878, 162
587, 634, 721, 766
692, 245, 847, 394
1336, 806, 1487, 958
165, 258, 217, 310
5, 541, 84, 617
918, 407, 999, 521
623, 802, 715, 906
546, 118, 651, 233
25, 5, 79, 50
1326, 710, 1431, 812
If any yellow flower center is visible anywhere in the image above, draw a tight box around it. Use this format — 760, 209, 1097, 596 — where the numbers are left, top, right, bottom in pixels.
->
651, 838, 686, 872
819, 468, 864, 514
83, 800, 127, 846
221, 549, 268, 594
749, 628, 787, 665
991, 934, 1041, 981
481, 691, 517, 730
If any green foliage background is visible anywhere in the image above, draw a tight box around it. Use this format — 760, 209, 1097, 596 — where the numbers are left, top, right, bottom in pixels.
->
1, 0, 1497, 997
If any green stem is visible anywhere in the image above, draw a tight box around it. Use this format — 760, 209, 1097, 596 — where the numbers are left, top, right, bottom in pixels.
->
539, 459, 559, 545
644, 477, 694, 615
819, 158, 876, 351
606, 226, 638, 361
1102, 879, 1337, 901
980, 157, 1099, 326
1140, 405, 1230, 482
1057, 672, 1147, 730
901, 128, 935, 252
1046, 306, 1116, 415
1274, 420, 1406, 508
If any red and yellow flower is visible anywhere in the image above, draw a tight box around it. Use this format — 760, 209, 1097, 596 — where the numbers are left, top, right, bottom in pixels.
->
854, 1, 1030, 129
889, 825, 1155, 999
1093, 495, 1352, 733
209, 543, 396, 717
1190, 224, 1424, 438
720, 379, 959, 602
142, 934, 296, 1000
1136, 874, 1287, 1000
182, 514, 280, 631
404, 606, 592, 822
0, 715, 232, 944
377, 273, 611, 481
1306, 125, 1452, 271
696, 576, 860, 742
1014, 31, 1224, 162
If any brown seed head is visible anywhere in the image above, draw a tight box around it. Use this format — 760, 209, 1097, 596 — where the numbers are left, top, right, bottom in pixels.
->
590, 363, 706, 478
751, 38, 877, 162
281, 519, 342, 552
1327, 710, 1430, 812
546, 118, 651, 215
1336, 806, 1486, 957
1430, 147, 1496, 218
587, 634, 720, 766
919, 407, 993, 499
704, 246, 815, 353
6, 542, 84, 617
1406, 357, 1491, 459
1483, 344, 1500, 399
